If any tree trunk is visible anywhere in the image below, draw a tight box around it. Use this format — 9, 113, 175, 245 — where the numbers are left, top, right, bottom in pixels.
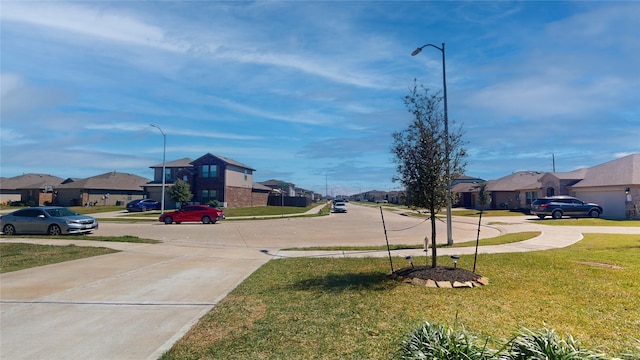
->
430, 207, 437, 268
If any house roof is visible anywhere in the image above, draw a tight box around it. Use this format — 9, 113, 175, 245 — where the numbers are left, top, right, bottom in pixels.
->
150, 157, 193, 169
0, 174, 64, 190
486, 171, 545, 192
190, 153, 256, 171
259, 179, 293, 187
56, 171, 150, 191
552, 168, 588, 180
571, 154, 640, 187
451, 182, 484, 193
252, 182, 272, 191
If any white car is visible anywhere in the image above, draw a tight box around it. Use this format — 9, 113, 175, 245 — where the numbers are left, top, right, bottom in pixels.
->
332, 202, 347, 213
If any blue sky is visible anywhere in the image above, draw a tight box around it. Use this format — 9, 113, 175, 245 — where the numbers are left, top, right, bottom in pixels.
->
1, 1, 639, 196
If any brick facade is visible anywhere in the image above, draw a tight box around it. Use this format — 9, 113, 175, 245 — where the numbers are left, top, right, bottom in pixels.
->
225, 186, 252, 208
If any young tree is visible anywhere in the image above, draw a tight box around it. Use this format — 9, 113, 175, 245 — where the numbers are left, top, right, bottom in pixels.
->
473, 182, 489, 273
391, 81, 466, 267
168, 179, 193, 207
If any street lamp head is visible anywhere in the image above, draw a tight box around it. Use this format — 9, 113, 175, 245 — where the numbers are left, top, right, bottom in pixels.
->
411, 47, 422, 56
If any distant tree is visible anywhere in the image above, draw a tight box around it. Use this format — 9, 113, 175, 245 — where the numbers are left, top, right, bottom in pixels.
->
391, 81, 466, 267
168, 179, 193, 206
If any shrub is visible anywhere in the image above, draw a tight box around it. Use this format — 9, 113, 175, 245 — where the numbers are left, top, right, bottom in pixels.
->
206, 200, 221, 208
399, 323, 623, 360
399, 321, 494, 359
502, 328, 609, 360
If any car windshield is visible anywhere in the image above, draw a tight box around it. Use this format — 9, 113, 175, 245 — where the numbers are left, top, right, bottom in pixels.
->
44, 208, 78, 217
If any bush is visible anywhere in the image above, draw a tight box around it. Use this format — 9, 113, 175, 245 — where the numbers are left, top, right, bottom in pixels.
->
206, 200, 221, 208
399, 321, 494, 360
502, 327, 608, 360
399, 323, 625, 360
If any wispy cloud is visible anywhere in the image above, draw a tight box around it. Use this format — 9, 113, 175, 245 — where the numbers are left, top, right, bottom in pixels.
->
1, 2, 187, 52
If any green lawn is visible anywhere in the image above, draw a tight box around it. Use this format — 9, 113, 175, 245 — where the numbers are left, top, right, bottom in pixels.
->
161, 233, 640, 359
0, 235, 159, 243
532, 218, 640, 227
283, 232, 541, 251
0, 243, 118, 273
223, 204, 327, 217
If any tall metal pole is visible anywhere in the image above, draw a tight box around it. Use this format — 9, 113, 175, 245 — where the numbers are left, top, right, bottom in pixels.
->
150, 124, 166, 214
412, 42, 453, 245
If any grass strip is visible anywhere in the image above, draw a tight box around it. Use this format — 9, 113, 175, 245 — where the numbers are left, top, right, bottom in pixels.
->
0, 235, 159, 243
531, 218, 640, 227
282, 232, 541, 251
161, 233, 640, 359
0, 242, 118, 273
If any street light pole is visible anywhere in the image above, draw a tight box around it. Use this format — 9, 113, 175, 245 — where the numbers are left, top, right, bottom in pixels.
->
150, 124, 166, 214
411, 42, 453, 245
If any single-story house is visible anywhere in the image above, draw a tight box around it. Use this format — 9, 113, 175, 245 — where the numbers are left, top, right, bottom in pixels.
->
457, 154, 640, 218
55, 171, 150, 207
0, 174, 64, 205
569, 154, 640, 219
485, 171, 545, 210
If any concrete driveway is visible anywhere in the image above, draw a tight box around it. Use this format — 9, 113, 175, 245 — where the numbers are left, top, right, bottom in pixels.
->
1, 203, 637, 359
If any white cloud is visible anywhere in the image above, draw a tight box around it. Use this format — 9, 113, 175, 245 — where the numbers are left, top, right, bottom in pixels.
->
1, 2, 188, 52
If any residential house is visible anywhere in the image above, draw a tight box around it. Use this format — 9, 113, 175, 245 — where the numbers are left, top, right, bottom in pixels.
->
465, 154, 640, 218
0, 174, 64, 205
55, 171, 149, 206
258, 179, 314, 207
569, 154, 640, 218
537, 168, 588, 198
259, 179, 296, 196
145, 153, 264, 208
450, 175, 485, 208
485, 171, 545, 210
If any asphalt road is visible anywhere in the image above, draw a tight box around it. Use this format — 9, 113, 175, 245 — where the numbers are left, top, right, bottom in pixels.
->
3, 203, 490, 360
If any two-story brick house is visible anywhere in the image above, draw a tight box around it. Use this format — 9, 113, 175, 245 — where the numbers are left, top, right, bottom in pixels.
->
145, 153, 268, 209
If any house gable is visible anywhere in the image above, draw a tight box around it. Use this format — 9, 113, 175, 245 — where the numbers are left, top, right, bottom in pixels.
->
571, 154, 640, 188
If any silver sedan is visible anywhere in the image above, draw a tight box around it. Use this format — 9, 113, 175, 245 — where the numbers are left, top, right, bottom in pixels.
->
1, 206, 98, 236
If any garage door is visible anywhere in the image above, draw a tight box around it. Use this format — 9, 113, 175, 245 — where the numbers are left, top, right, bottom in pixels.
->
574, 191, 626, 219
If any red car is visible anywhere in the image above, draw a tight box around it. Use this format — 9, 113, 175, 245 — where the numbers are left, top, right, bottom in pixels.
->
159, 204, 225, 224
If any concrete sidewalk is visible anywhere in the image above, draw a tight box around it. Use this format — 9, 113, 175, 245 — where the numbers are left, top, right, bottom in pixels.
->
274, 216, 639, 259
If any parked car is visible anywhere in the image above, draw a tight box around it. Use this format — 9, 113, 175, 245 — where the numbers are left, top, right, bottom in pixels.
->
530, 196, 603, 219
0, 206, 99, 235
126, 199, 160, 212
159, 204, 225, 224
332, 202, 348, 213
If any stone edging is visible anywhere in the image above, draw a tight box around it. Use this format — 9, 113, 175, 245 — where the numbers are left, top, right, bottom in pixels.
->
391, 273, 490, 288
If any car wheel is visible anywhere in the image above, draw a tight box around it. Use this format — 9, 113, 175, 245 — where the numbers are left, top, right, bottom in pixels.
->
48, 225, 62, 236
202, 216, 211, 224
552, 210, 562, 219
142, 206, 147, 212
163, 216, 173, 224
3, 224, 16, 236
589, 209, 600, 218
537, 215, 545, 219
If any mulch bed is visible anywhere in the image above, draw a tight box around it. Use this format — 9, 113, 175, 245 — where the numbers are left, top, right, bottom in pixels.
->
393, 265, 482, 283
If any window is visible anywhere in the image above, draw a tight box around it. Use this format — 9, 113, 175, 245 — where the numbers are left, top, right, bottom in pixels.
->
201, 189, 217, 203
15, 209, 44, 217
164, 168, 171, 182
244, 169, 248, 181
201, 165, 217, 178
525, 192, 538, 205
